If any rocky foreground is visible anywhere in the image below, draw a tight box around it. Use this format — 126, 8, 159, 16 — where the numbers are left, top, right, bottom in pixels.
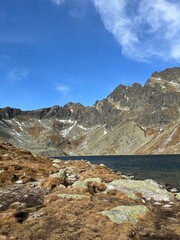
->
0, 142, 180, 240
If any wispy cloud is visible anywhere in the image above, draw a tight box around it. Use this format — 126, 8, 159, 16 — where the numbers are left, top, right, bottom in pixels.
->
92, 0, 180, 62
51, 0, 65, 6
55, 83, 70, 95
69, 0, 88, 19
50, 0, 87, 18
8, 68, 29, 81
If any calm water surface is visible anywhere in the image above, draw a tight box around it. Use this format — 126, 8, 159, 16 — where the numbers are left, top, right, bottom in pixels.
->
56, 155, 180, 190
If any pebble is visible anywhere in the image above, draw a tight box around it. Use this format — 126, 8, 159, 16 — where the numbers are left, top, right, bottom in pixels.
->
16, 180, 23, 184
170, 188, 178, 193
99, 163, 106, 167
57, 184, 66, 189
32, 212, 44, 219
86, 161, 91, 165
153, 202, 162, 205
162, 204, 172, 208
141, 199, 146, 204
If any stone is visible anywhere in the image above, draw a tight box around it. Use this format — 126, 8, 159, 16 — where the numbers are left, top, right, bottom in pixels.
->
50, 169, 66, 179
52, 159, 62, 164
162, 204, 172, 208
52, 163, 60, 169
72, 178, 102, 189
153, 202, 162, 205
57, 184, 66, 189
121, 175, 135, 180
170, 188, 178, 193
16, 180, 23, 184
84, 178, 102, 183
65, 174, 78, 186
72, 180, 87, 189
144, 179, 161, 188
10, 202, 26, 209
57, 194, 90, 200
107, 179, 174, 202
100, 205, 149, 224
32, 212, 44, 219
99, 163, 106, 167
175, 193, 180, 200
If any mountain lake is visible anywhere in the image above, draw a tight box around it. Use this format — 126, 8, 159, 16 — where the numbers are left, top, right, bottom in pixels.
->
56, 154, 180, 191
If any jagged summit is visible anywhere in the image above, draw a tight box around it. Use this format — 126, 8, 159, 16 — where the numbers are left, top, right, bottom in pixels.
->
0, 67, 180, 156
151, 67, 180, 82
146, 67, 180, 92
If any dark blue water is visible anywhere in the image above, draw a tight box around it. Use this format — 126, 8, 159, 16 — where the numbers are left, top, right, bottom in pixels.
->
56, 155, 180, 190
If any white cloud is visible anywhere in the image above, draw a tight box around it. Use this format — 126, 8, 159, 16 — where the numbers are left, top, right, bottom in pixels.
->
55, 83, 70, 95
92, 0, 180, 61
51, 0, 65, 6
8, 68, 29, 81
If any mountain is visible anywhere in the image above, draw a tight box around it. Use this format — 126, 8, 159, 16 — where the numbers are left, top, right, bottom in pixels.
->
0, 67, 180, 156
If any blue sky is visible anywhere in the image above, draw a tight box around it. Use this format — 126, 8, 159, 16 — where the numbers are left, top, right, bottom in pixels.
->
0, 0, 180, 110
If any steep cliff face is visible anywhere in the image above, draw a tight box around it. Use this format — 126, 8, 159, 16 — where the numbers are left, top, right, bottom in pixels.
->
0, 67, 180, 156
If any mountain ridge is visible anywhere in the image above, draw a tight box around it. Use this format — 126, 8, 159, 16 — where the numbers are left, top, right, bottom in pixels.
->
0, 67, 180, 156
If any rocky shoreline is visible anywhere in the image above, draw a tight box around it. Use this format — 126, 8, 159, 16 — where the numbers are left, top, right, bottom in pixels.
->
0, 142, 180, 240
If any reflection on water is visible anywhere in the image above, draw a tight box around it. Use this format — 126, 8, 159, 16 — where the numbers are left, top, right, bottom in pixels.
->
56, 154, 180, 190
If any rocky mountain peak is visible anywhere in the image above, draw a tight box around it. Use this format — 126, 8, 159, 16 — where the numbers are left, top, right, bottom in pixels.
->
0, 67, 179, 156
107, 82, 142, 103
64, 102, 85, 111
151, 67, 180, 82
0, 107, 21, 120
146, 67, 180, 92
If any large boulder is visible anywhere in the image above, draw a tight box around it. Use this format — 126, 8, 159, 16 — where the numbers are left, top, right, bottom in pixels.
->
100, 205, 149, 224
107, 179, 174, 202
72, 178, 102, 189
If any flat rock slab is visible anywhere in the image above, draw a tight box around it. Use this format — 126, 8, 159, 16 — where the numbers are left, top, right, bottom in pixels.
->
100, 205, 149, 224
57, 194, 90, 200
107, 179, 174, 202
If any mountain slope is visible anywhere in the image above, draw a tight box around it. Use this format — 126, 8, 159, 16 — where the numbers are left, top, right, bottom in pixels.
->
0, 67, 180, 156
